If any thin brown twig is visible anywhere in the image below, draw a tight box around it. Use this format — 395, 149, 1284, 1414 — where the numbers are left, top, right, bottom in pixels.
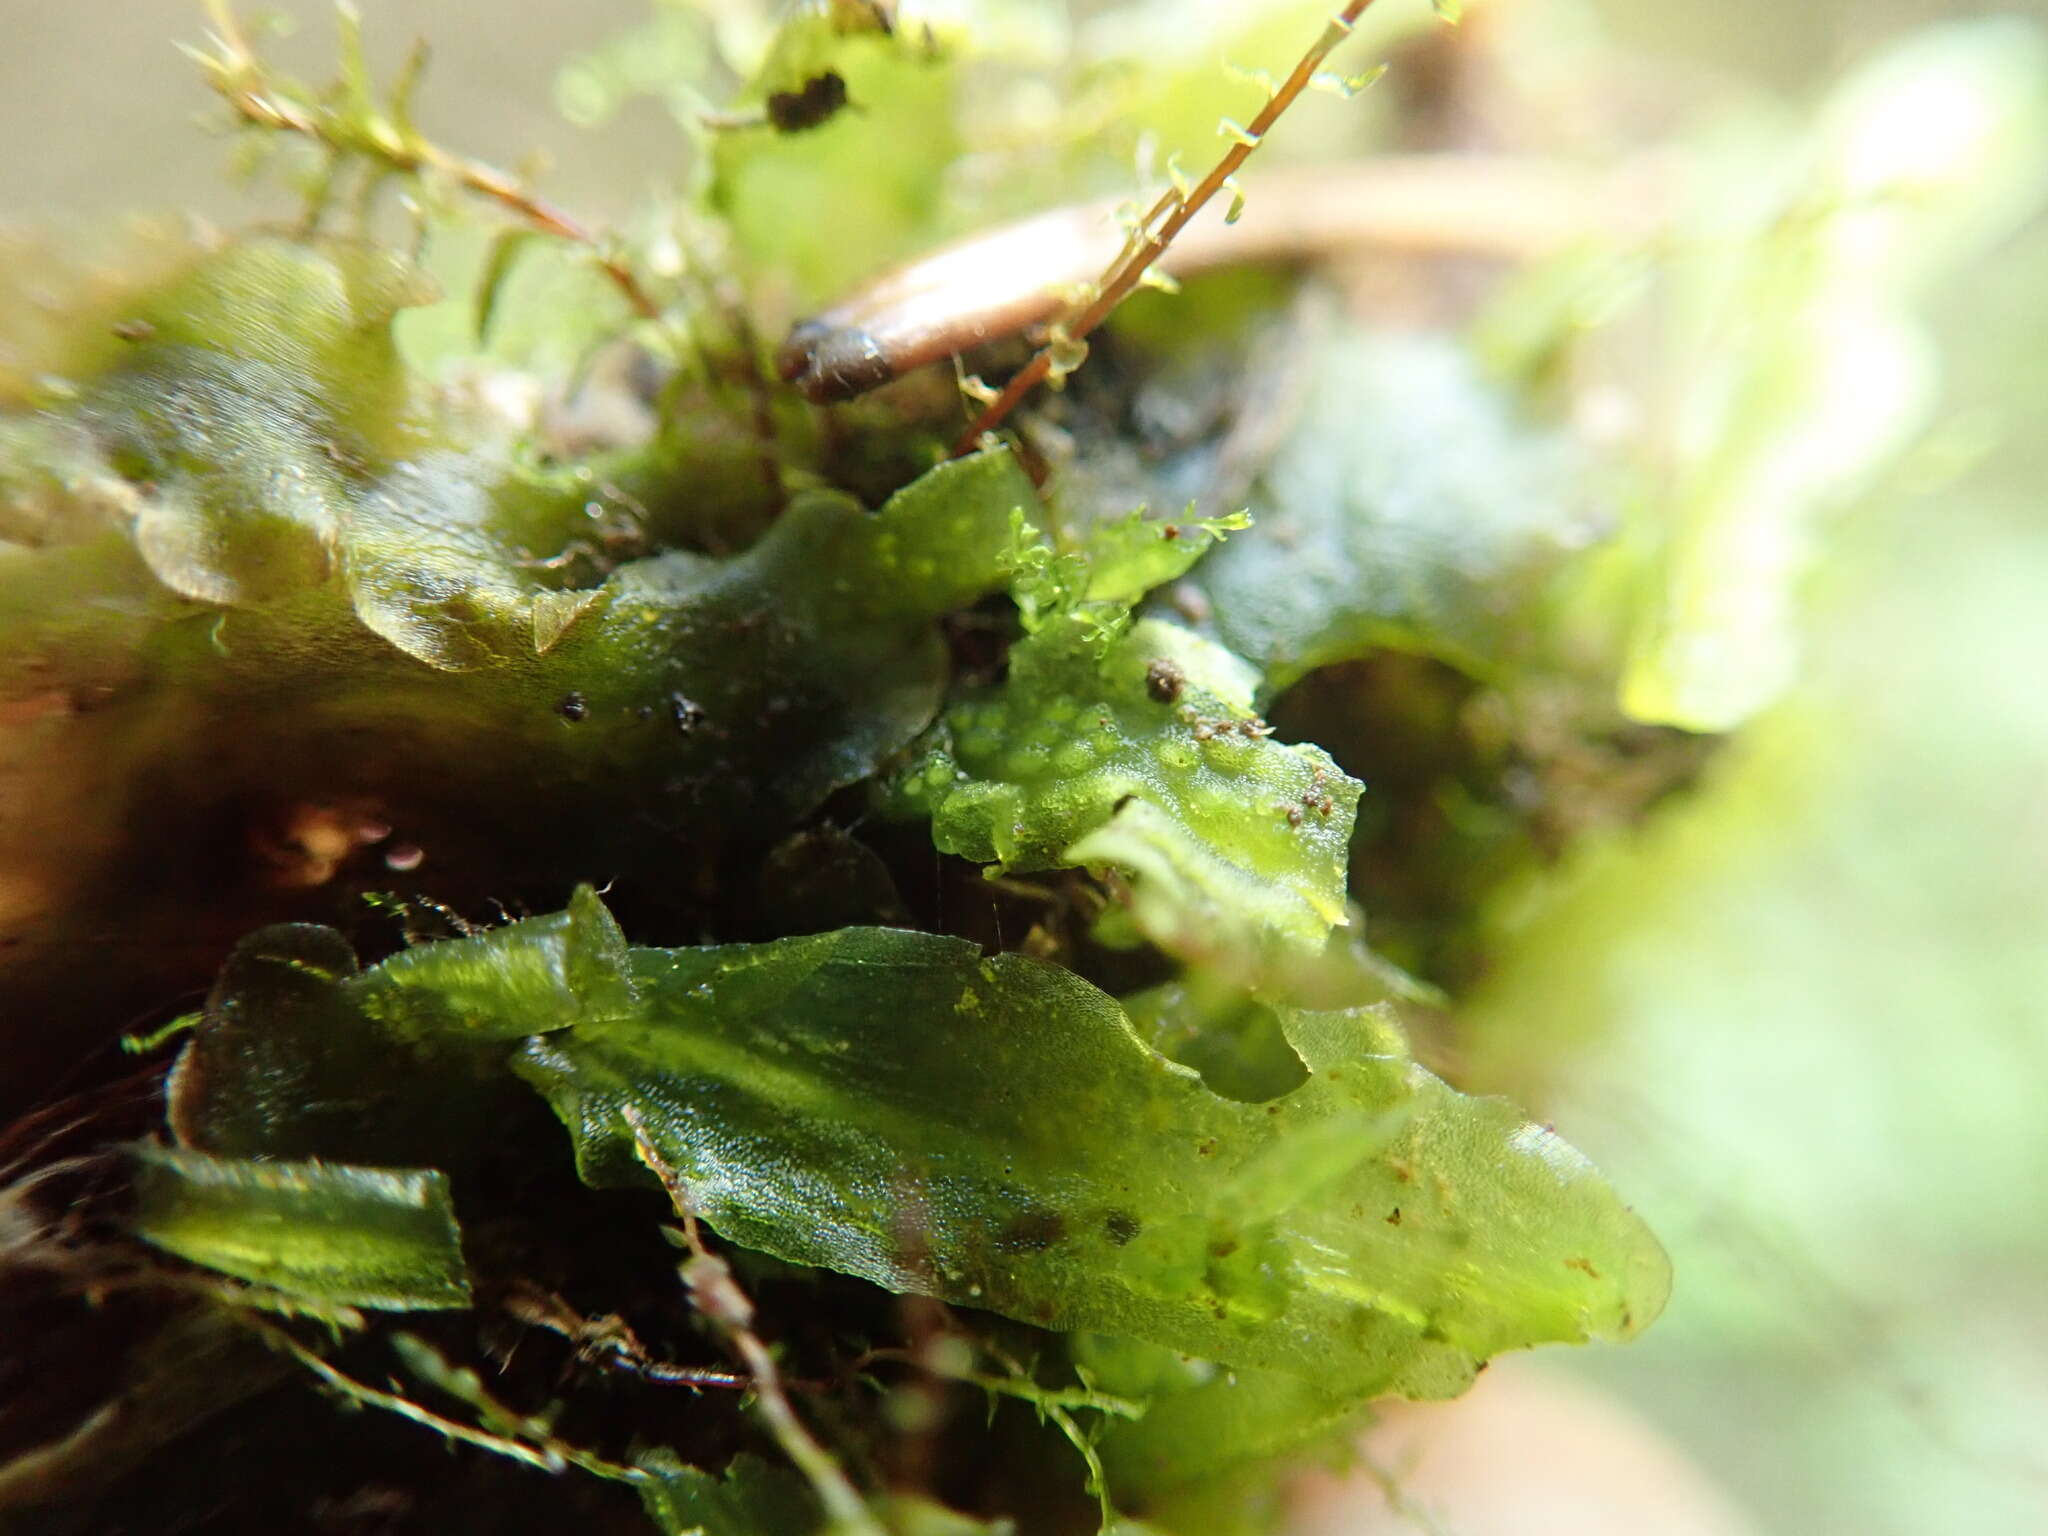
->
246, 1316, 568, 1474
949, 0, 1385, 456
246, 1318, 660, 1486
197, 0, 659, 320
622, 1106, 885, 1536
501, 1284, 751, 1391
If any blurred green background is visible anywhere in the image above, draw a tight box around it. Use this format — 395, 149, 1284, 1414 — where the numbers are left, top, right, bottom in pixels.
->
1460, 8, 2048, 1536
5, 3, 2046, 1533
1470, 239, 2048, 1532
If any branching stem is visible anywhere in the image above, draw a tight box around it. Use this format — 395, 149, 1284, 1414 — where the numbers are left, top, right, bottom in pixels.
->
502, 1284, 751, 1391
949, 0, 1385, 456
196, 0, 659, 319
624, 1106, 885, 1536
250, 1319, 567, 1475
853, 1345, 1144, 1419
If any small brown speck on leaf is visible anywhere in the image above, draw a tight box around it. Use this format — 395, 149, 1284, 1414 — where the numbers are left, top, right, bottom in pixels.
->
766, 71, 850, 132
1146, 657, 1185, 703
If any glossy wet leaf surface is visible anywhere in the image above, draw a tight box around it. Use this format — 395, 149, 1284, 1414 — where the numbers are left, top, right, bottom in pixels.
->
172, 896, 1667, 1397
130, 1145, 471, 1312
1179, 327, 1605, 688
893, 511, 1362, 968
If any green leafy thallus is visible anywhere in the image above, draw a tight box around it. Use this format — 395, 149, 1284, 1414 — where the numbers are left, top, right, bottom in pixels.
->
156, 886, 1669, 1420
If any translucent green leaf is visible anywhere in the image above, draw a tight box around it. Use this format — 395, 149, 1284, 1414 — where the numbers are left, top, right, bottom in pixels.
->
466, 227, 625, 371
900, 612, 1357, 961
1074, 1337, 1363, 1500
362, 882, 637, 1043
162, 890, 1666, 1495
500, 917, 1666, 1396
166, 888, 634, 1166
894, 510, 1359, 968
1120, 982, 1310, 1103
53, 237, 430, 612
109, 235, 432, 457
1073, 508, 1250, 609
129, 1145, 471, 1311
709, 17, 963, 305
1178, 327, 1605, 689
169, 895, 1670, 1393
1615, 22, 2048, 729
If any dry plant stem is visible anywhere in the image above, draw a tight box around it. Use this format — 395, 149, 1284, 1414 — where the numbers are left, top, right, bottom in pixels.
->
247, 1320, 659, 1484
949, 0, 1384, 455
853, 1346, 1144, 1418
503, 1284, 750, 1391
779, 156, 1614, 404
54, 1246, 371, 1331
200, 0, 658, 320
623, 1106, 885, 1536
247, 1318, 567, 1475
